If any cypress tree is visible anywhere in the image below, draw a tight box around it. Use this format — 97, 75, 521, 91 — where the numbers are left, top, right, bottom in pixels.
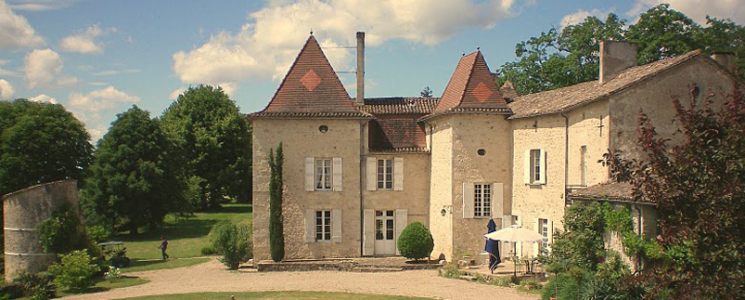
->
268, 143, 284, 262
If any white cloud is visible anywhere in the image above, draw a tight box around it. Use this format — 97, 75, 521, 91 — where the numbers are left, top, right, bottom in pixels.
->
66, 86, 140, 135
629, 0, 745, 24
0, 79, 15, 100
173, 0, 523, 88
88, 81, 107, 86
23, 48, 78, 89
60, 25, 116, 54
8, 0, 78, 11
560, 8, 615, 29
28, 93, 57, 104
0, 0, 44, 50
169, 88, 185, 100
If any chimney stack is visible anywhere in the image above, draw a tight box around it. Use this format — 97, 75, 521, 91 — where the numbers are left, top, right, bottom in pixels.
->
356, 32, 365, 105
600, 41, 638, 84
712, 52, 736, 73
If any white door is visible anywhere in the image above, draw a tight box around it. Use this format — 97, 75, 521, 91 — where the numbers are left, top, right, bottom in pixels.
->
374, 210, 396, 255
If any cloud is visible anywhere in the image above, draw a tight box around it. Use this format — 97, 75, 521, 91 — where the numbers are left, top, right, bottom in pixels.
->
28, 93, 57, 103
66, 86, 140, 137
560, 8, 615, 29
8, 0, 79, 11
91, 68, 141, 76
60, 25, 116, 54
0, 0, 45, 50
173, 0, 523, 88
23, 48, 77, 88
629, 0, 745, 24
88, 81, 107, 86
169, 88, 185, 100
0, 79, 14, 100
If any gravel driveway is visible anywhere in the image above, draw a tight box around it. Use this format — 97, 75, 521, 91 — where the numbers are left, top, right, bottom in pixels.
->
64, 257, 540, 300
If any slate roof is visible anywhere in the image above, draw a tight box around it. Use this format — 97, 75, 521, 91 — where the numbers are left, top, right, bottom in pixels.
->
423, 51, 512, 120
248, 35, 372, 119
568, 182, 634, 201
508, 50, 705, 119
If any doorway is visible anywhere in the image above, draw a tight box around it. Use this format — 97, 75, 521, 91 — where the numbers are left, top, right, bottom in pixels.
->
374, 210, 396, 255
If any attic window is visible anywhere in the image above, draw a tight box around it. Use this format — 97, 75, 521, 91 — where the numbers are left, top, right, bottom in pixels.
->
319, 125, 329, 133
477, 149, 486, 156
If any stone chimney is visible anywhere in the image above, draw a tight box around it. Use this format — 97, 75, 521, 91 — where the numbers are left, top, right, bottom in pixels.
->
356, 32, 365, 105
712, 52, 736, 73
599, 41, 638, 84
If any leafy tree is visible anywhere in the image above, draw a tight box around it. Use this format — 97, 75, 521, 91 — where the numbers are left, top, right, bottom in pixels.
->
420, 86, 433, 97
37, 203, 87, 254
0, 99, 92, 197
626, 4, 703, 65
605, 90, 745, 298
81, 105, 178, 235
268, 143, 284, 262
397, 222, 434, 260
700, 16, 745, 79
160, 85, 252, 210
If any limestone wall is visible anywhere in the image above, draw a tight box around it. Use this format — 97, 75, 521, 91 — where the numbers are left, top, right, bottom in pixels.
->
363, 152, 430, 228
252, 119, 364, 260
2, 180, 78, 282
427, 118, 454, 260
566, 100, 611, 189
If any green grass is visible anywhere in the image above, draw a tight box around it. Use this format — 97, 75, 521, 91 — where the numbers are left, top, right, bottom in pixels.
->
120, 291, 433, 300
117, 203, 252, 260
122, 257, 210, 273
55, 276, 150, 298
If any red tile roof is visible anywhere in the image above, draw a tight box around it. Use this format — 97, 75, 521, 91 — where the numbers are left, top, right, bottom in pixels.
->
424, 51, 511, 120
360, 97, 438, 114
248, 35, 371, 119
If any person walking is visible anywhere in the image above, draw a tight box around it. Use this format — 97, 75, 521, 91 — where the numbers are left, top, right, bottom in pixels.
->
158, 236, 169, 260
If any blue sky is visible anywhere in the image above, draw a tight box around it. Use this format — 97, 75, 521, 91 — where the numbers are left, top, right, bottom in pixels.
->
0, 0, 743, 142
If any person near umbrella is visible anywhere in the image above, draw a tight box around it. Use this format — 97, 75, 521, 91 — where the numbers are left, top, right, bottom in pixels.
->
485, 219, 501, 273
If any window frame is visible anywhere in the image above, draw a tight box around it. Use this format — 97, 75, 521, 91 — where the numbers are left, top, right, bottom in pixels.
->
529, 149, 542, 184
538, 218, 550, 249
377, 159, 394, 190
315, 158, 333, 191
315, 210, 332, 242
473, 183, 492, 218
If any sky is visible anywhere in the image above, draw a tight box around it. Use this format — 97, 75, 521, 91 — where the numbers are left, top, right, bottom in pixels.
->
0, 0, 743, 142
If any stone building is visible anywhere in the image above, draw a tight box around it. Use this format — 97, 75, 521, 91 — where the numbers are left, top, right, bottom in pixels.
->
249, 34, 742, 262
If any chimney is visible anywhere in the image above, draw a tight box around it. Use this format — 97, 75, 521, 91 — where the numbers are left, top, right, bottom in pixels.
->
712, 52, 736, 73
600, 41, 638, 84
356, 32, 365, 105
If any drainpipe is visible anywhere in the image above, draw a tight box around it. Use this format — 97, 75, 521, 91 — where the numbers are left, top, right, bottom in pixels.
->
561, 113, 570, 205
359, 121, 366, 256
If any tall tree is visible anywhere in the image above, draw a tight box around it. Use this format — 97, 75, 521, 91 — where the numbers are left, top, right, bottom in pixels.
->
81, 105, 178, 235
0, 99, 92, 196
160, 85, 252, 210
268, 143, 284, 262
626, 4, 703, 65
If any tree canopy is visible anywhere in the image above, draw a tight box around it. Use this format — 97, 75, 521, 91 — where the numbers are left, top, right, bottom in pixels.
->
498, 4, 745, 95
159, 85, 251, 210
81, 105, 179, 235
0, 99, 92, 197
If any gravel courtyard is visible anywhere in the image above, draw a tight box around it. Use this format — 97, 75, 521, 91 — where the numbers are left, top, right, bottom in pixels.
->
63, 257, 540, 300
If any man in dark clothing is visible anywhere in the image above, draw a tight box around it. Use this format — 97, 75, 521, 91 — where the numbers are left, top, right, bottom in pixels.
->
158, 236, 169, 260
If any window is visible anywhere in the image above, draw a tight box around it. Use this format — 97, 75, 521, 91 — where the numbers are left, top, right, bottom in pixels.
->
530, 149, 541, 183
375, 210, 394, 241
538, 218, 550, 249
315, 159, 332, 190
315, 210, 331, 241
474, 183, 492, 218
377, 159, 393, 190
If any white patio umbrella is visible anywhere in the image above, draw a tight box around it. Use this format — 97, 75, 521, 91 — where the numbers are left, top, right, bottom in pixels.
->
483, 225, 543, 242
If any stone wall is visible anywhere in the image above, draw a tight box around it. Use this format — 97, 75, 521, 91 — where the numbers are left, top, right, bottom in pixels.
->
427, 117, 454, 260
2, 180, 79, 282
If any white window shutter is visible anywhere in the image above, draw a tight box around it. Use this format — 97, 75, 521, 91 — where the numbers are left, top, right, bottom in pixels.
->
523, 149, 531, 184
492, 183, 503, 218
332, 157, 343, 191
463, 183, 474, 219
366, 157, 377, 191
395, 209, 408, 255
332, 209, 342, 243
363, 209, 375, 256
516, 218, 523, 258
305, 157, 315, 191
539, 149, 547, 185
305, 209, 315, 242
533, 218, 540, 257
394, 157, 404, 191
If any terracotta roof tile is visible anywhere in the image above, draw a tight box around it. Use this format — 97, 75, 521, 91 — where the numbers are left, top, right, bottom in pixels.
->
500, 81, 519, 101
568, 182, 634, 201
508, 50, 704, 119
424, 51, 511, 120
360, 97, 438, 114
249, 35, 370, 119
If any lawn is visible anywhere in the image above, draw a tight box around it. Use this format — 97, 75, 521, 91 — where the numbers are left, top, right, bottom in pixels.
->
52, 276, 149, 298
115, 203, 251, 265
121, 291, 433, 300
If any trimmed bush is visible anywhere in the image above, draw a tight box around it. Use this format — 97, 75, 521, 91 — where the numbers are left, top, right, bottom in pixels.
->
209, 220, 252, 269
397, 222, 434, 260
47, 250, 99, 291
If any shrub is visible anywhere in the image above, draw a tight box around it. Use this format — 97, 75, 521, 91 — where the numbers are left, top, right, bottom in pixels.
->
47, 250, 99, 291
12, 272, 54, 299
210, 221, 252, 269
36, 203, 86, 254
104, 266, 121, 282
490, 276, 517, 287
85, 225, 112, 243
439, 262, 463, 279
397, 222, 434, 260
200, 245, 217, 255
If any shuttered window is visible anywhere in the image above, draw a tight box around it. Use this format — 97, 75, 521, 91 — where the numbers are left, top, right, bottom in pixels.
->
377, 159, 393, 189
315, 159, 332, 190
474, 183, 492, 218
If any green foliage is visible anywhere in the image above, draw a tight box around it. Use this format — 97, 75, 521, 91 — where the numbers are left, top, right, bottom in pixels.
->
13, 272, 55, 299
104, 266, 122, 282
86, 225, 113, 243
47, 250, 99, 291
209, 220, 252, 269
268, 143, 284, 262
518, 278, 542, 291
200, 245, 217, 255
160, 85, 252, 210
81, 105, 180, 235
396, 222, 434, 260
439, 262, 463, 279
548, 202, 606, 273
36, 203, 87, 254
489, 276, 514, 287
